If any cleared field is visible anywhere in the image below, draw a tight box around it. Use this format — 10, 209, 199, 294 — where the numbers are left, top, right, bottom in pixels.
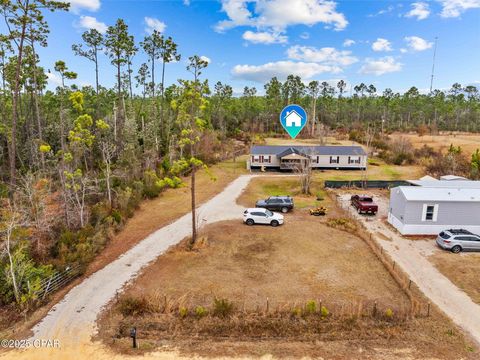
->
97, 177, 477, 359
394, 132, 480, 155
430, 252, 480, 305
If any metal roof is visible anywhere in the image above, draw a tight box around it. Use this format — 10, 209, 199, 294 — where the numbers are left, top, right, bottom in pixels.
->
250, 145, 367, 156
395, 186, 480, 202
406, 180, 480, 189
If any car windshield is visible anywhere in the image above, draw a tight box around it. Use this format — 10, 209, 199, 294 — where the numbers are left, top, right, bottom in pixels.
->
440, 232, 451, 239
265, 209, 274, 217
360, 197, 373, 202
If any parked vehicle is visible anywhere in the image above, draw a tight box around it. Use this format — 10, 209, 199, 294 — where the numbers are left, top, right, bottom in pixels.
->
436, 229, 480, 253
243, 208, 284, 227
255, 196, 294, 213
350, 195, 378, 215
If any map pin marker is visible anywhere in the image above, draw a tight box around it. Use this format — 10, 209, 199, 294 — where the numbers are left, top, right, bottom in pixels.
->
280, 104, 308, 139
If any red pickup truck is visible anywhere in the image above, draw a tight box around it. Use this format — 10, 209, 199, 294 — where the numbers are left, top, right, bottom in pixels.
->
350, 195, 378, 215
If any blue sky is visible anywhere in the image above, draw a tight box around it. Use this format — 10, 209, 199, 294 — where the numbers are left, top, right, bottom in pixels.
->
24, 0, 480, 95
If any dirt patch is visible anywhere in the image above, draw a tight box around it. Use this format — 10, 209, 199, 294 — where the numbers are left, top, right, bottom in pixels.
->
430, 252, 480, 304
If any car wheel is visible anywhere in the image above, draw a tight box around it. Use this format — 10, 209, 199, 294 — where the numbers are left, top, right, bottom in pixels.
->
281, 207, 288, 213
246, 219, 254, 226
357, 208, 362, 214
451, 245, 462, 253
270, 220, 279, 227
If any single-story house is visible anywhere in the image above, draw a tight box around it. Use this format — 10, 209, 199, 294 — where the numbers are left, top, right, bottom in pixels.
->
248, 145, 367, 171
388, 186, 480, 235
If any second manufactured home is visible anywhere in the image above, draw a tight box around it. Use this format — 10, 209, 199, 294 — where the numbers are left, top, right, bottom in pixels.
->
249, 145, 367, 170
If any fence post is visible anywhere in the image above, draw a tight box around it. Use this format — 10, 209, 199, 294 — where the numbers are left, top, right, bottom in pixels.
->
427, 302, 430, 317
408, 280, 412, 289
266, 297, 269, 314
392, 261, 396, 270
372, 301, 377, 317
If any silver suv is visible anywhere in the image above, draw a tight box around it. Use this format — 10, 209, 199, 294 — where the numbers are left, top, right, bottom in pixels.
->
436, 229, 480, 253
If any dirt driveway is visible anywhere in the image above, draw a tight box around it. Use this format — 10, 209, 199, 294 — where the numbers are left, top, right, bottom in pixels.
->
20, 175, 257, 347
337, 193, 480, 346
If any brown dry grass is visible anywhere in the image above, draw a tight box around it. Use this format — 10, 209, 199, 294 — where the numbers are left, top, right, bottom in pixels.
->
430, 252, 480, 304
97, 217, 478, 358
114, 218, 407, 307
394, 131, 480, 156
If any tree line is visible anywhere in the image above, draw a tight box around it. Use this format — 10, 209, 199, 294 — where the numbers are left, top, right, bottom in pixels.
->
0, 0, 479, 310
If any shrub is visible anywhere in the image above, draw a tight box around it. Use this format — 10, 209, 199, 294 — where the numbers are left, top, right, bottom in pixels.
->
305, 300, 317, 314
179, 306, 188, 318
212, 298, 234, 318
111, 209, 122, 224
291, 306, 302, 317
384, 308, 394, 319
143, 170, 163, 198
118, 296, 151, 317
320, 305, 329, 318
195, 305, 207, 318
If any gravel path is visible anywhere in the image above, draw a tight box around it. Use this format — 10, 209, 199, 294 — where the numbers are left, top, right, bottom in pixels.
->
29, 175, 257, 345
337, 193, 480, 346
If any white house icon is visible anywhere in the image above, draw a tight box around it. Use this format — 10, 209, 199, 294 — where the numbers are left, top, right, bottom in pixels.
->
285, 110, 302, 127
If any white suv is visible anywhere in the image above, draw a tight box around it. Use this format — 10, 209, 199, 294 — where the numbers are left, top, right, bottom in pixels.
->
243, 208, 284, 227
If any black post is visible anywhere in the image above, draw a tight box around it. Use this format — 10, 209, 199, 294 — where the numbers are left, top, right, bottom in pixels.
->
130, 327, 137, 348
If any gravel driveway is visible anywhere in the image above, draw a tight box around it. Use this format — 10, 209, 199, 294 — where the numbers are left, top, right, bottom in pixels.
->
337, 193, 480, 346
29, 175, 257, 345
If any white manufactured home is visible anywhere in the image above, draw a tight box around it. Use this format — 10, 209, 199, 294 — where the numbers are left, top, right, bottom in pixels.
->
249, 145, 367, 171
388, 185, 480, 235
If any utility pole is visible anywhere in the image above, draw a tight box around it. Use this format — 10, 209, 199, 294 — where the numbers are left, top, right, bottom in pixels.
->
429, 37, 438, 94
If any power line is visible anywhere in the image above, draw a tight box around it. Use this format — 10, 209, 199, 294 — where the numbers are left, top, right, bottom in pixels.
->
429, 37, 438, 94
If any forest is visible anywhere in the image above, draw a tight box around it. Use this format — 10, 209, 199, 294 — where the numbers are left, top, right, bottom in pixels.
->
0, 1, 479, 312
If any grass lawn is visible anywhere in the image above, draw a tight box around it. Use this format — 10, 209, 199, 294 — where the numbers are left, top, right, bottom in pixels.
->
430, 252, 480, 305
237, 176, 329, 210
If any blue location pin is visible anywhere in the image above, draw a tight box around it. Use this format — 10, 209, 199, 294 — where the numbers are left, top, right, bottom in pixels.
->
280, 104, 308, 139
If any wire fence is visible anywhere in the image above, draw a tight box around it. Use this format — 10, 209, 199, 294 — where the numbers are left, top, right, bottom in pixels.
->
34, 264, 83, 300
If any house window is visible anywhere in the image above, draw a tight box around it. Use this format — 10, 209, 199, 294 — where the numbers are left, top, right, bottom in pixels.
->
348, 156, 361, 164
259, 155, 271, 163
422, 204, 438, 222
312, 156, 319, 164
329, 156, 340, 164
252, 156, 260, 163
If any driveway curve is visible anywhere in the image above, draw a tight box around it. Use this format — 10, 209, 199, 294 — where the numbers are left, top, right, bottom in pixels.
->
29, 174, 256, 345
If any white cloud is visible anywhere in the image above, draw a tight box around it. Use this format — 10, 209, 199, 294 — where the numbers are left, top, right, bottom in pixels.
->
46, 72, 62, 87
359, 56, 402, 76
232, 60, 342, 82
200, 55, 211, 64
400, 48, 408, 53
216, 0, 348, 32
343, 39, 355, 47
144, 17, 166, 34
67, 0, 101, 12
242, 30, 288, 44
437, 0, 480, 18
78, 16, 107, 33
183, 0, 191, 5
368, 5, 394, 17
405, 2, 430, 20
286, 45, 358, 66
372, 38, 393, 52
404, 36, 433, 51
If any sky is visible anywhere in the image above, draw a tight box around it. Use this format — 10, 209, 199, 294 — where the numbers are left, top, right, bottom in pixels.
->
14, 0, 480, 95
